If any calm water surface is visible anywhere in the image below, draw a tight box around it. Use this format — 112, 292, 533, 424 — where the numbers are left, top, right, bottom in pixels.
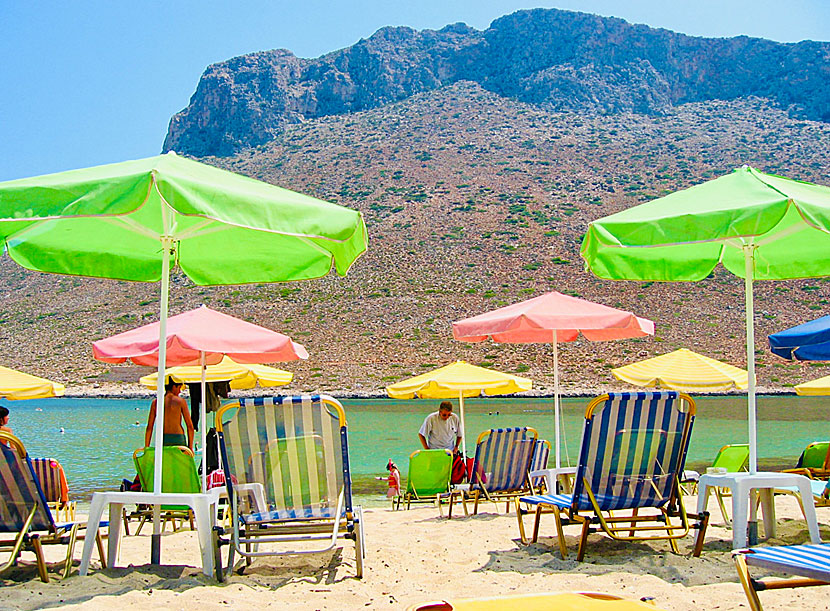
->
7, 394, 829, 508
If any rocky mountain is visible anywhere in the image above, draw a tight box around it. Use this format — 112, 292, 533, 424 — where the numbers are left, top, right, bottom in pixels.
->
3, 81, 830, 397
163, 8, 830, 157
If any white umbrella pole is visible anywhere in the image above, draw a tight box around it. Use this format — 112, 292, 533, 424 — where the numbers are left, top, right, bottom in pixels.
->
459, 391, 467, 458
200, 351, 207, 493
553, 330, 561, 470
151, 236, 173, 563
744, 245, 758, 474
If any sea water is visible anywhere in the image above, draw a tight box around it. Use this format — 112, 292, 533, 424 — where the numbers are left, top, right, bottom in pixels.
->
7, 394, 830, 509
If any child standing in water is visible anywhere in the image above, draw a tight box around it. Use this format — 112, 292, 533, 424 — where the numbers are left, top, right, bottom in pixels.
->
386, 459, 401, 507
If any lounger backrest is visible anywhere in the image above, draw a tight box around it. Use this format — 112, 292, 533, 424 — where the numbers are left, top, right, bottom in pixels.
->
796, 441, 830, 470
134, 446, 201, 494
0, 432, 55, 532
30, 458, 70, 504
218, 395, 350, 520
406, 449, 452, 496
572, 392, 694, 512
712, 444, 749, 473
472, 427, 539, 492
529, 439, 551, 491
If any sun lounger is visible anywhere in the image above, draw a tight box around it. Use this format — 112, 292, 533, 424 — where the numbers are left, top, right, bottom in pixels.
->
407, 591, 665, 610
516, 391, 709, 561
734, 544, 830, 610
400, 449, 453, 516
453, 427, 539, 516
212, 395, 364, 580
30, 458, 76, 522
784, 441, 830, 480
0, 431, 105, 582
127, 446, 201, 535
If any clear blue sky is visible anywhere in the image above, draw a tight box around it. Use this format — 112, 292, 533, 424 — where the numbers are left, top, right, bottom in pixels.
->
2, 0, 828, 181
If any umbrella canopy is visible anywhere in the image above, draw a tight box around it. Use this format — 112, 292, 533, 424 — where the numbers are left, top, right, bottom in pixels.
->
93, 305, 308, 366
769, 315, 830, 361
0, 365, 65, 400
794, 375, 830, 396
581, 166, 830, 473
611, 348, 749, 393
0, 153, 365, 508
385, 361, 533, 457
453, 291, 653, 468
139, 355, 293, 390
94, 305, 306, 491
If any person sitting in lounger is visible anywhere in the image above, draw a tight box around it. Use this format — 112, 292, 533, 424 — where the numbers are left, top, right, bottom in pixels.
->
144, 380, 194, 451
418, 401, 461, 452
0, 406, 11, 446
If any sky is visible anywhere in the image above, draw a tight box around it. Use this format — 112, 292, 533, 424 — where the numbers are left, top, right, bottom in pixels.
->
1, 0, 828, 182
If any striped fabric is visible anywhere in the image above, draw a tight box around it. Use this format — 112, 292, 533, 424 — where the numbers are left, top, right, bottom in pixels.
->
242, 506, 344, 523
741, 544, 830, 583
220, 395, 348, 522
572, 392, 691, 511
518, 493, 572, 509
0, 444, 55, 533
30, 458, 70, 504
471, 428, 538, 493
529, 439, 550, 491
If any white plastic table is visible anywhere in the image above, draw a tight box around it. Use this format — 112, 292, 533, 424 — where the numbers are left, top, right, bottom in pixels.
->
531, 466, 578, 494
79, 490, 220, 577
696, 471, 821, 549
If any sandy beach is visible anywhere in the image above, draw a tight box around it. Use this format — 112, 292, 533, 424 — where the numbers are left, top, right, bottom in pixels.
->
1, 493, 829, 610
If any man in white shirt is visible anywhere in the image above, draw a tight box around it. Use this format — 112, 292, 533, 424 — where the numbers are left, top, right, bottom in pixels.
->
418, 401, 461, 452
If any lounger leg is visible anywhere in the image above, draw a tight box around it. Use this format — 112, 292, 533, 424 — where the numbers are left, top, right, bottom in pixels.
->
692, 511, 710, 558
31, 535, 49, 583
715, 488, 732, 526
122, 508, 131, 536
734, 554, 763, 611
95, 531, 106, 567
576, 518, 591, 562
516, 498, 529, 545
62, 524, 80, 579
354, 516, 364, 579
553, 509, 568, 559
533, 505, 543, 544
473, 491, 480, 515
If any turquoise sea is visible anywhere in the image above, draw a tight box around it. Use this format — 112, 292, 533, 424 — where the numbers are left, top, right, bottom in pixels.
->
7, 395, 829, 509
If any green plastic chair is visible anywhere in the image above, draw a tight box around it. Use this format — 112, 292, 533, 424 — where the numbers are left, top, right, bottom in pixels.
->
709, 444, 750, 525
401, 449, 452, 516
130, 446, 201, 534
797, 441, 830, 470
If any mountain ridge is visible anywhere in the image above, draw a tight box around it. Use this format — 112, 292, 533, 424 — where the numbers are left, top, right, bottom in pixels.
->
163, 8, 830, 157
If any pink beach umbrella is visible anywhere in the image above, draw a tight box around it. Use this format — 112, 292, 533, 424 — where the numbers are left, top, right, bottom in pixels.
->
452, 291, 654, 469
94, 305, 308, 491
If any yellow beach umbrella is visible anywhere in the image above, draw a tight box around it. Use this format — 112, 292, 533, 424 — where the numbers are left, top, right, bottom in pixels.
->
612, 348, 748, 393
794, 375, 830, 396
0, 365, 65, 400
139, 355, 293, 390
386, 360, 533, 457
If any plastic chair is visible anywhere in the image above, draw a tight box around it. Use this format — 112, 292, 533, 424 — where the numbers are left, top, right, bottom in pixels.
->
401, 449, 453, 516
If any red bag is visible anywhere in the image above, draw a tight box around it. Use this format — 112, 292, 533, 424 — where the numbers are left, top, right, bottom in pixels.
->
450, 454, 467, 484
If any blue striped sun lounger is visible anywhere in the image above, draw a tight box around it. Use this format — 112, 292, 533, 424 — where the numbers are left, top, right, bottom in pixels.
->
734, 544, 830, 610
516, 392, 710, 561
0, 432, 105, 582
213, 395, 364, 580
452, 427, 539, 516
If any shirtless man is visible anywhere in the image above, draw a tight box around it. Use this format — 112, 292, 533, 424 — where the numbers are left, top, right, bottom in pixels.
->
144, 380, 194, 451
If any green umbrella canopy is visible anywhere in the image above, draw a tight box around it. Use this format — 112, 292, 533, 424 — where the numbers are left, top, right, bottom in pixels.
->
580, 166, 830, 475
581, 166, 830, 282
0, 152, 367, 284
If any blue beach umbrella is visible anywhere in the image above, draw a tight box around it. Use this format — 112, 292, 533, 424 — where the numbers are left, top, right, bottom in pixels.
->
769, 315, 830, 361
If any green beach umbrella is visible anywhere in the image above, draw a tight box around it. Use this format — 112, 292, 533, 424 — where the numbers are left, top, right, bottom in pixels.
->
0, 153, 367, 500
581, 165, 830, 473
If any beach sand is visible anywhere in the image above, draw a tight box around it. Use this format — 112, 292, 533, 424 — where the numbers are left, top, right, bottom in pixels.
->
1, 494, 829, 610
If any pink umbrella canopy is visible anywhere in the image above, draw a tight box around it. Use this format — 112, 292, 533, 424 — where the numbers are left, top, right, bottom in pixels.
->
93, 305, 308, 366
453, 291, 654, 469
452, 291, 654, 343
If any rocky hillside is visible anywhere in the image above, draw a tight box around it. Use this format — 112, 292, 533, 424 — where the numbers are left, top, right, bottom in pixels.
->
163, 8, 830, 157
2, 82, 830, 397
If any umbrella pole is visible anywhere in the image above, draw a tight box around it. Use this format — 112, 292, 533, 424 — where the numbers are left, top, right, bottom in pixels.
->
744, 245, 758, 474
200, 351, 207, 493
151, 235, 173, 564
553, 330, 560, 470
459, 390, 466, 458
